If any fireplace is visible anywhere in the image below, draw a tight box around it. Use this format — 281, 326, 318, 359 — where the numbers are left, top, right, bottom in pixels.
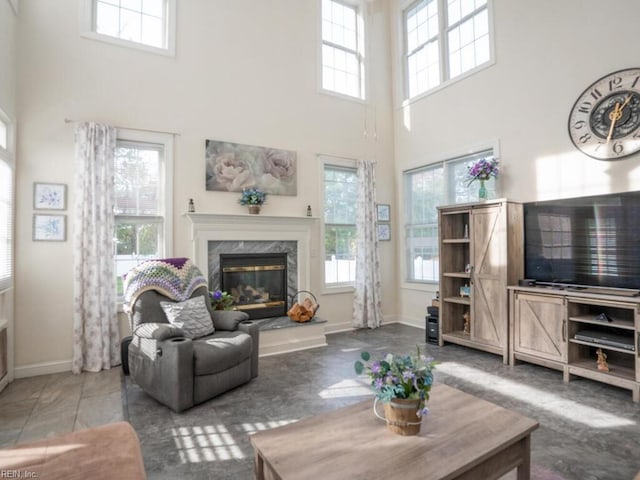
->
220, 253, 288, 320
186, 213, 327, 355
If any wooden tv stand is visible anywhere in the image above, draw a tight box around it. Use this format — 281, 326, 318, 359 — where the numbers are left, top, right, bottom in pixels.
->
564, 286, 640, 297
509, 285, 640, 402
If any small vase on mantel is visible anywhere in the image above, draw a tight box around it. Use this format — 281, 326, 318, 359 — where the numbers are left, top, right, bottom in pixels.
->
478, 179, 488, 201
248, 205, 261, 215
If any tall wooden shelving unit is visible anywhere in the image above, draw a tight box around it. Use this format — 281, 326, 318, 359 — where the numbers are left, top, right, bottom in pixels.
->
438, 200, 523, 364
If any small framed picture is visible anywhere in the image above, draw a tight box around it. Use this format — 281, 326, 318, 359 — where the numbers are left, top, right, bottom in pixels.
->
376, 204, 390, 222
377, 223, 391, 241
33, 214, 66, 242
33, 183, 67, 210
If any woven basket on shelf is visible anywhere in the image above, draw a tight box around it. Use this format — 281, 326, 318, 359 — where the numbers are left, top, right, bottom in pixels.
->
287, 290, 319, 323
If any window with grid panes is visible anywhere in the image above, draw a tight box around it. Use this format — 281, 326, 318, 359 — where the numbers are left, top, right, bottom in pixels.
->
114, 132, 172, 298
404, 149, 496, 283
404, 0, 491, 99
321, 0, 365, 100
86, 0, 176, 55
323, 163, 358, 286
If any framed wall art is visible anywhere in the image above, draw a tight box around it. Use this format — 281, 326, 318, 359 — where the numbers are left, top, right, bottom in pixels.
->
376, 204, 390, 222
33, 214, 66, 242
377, 223, 391, 241
205, 139, 297, 195
33, 183, 67, 210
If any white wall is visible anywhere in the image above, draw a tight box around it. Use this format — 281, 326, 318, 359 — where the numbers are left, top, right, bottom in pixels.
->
391, 0, 640, 324
14, 0, 396, 374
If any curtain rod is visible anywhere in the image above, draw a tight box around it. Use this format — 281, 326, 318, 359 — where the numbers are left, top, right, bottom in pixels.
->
64, 118, 180, 136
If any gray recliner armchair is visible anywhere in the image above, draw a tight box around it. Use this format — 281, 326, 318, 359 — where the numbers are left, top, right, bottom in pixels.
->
127, 286, 259, 412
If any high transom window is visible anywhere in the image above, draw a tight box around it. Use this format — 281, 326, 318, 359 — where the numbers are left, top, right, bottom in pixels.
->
84, 0, 176, 55
321, 0, 366, 100
405, 0, 491, 99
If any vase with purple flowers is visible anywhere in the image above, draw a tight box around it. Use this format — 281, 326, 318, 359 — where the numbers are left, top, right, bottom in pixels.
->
467, 158, 499, 201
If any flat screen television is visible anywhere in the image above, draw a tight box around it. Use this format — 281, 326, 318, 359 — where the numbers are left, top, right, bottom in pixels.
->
524, 191, 640, 292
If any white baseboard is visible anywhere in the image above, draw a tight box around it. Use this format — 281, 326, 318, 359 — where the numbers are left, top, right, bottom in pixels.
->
14, 359, 72, 379
323, 315, 425, 333
390, 315, 425, 329
369, 313, 425, 329
324, 321, 354, 334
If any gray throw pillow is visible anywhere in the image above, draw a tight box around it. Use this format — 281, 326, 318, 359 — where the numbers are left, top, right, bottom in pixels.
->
160, 296, 214, 339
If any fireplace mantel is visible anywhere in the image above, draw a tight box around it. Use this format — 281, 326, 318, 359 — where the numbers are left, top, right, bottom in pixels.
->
184, 212, 319, 293
185, 212, 319, 226
184, 212, 325, 356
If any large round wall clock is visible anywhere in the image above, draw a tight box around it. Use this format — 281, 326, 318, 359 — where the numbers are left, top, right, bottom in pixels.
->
568, 68, 640, 160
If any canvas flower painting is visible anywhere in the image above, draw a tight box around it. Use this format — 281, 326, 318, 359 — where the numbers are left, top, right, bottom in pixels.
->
205, 139, 297, 195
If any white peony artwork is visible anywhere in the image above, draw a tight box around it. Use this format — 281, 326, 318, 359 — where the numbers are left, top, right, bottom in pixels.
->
205, 139, 297, 195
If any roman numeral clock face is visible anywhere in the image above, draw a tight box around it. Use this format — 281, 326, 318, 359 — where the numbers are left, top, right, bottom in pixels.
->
568, 68, 640, 160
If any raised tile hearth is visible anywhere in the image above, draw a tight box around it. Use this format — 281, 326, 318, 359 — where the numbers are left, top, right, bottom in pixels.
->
252, 316, 328, 356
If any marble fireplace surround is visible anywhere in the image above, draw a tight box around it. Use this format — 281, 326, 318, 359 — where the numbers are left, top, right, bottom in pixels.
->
185, 213, 325, 356
185, 213, 316, 290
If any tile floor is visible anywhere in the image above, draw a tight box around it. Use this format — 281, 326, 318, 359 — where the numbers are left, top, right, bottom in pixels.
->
0, 365, 124, 447
1, 324, 640, 480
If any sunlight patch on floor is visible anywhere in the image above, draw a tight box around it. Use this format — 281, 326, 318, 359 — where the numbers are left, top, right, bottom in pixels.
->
171, 419, 300, 463
437, 362, 635, 428
172, 424, 244, 463
318, 378, 373, 399
240, 419, 298, 433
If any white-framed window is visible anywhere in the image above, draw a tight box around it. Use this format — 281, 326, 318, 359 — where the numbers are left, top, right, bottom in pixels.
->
81, 0, 176, 56
404, 149, 495, 283
114, 130, 173, 298
404, 0, 492, 100
0, 112, 14, 293
321, 0, 366, 100
322, 157, 358, 288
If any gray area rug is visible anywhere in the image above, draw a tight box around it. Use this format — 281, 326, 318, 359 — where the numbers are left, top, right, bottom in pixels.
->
123, 324, 640, 479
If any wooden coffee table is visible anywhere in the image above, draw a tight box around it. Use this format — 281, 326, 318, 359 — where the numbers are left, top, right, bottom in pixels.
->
251, 384, 538, 480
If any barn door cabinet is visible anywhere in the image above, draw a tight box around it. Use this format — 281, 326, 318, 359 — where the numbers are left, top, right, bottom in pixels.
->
438, 200, 524, 364
509, 291, 567, 369
509, 286, 640, 402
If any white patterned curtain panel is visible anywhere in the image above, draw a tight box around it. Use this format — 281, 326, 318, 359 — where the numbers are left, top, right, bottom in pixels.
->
72, 122, 120, 373
352, 159, 382, 329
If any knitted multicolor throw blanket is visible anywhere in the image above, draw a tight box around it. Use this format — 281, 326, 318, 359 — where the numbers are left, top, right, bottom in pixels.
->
123, 258, 208, 312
